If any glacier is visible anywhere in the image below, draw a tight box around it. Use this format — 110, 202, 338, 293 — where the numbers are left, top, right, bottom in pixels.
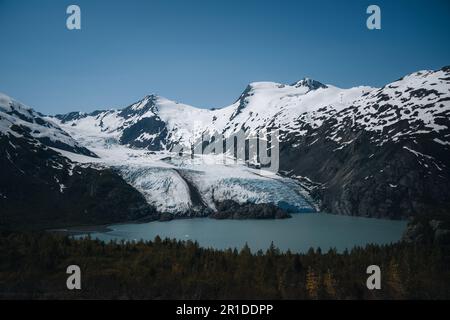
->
53, 141, 317, 216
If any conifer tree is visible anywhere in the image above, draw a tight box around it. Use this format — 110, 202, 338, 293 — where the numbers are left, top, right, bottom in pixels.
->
387, 258, 405, 299
306, 266, 319, 299
323, 269, 337, 299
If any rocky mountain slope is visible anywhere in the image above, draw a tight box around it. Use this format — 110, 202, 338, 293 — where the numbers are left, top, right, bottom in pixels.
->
0, 94, 157, 230
280, 67, 450, 218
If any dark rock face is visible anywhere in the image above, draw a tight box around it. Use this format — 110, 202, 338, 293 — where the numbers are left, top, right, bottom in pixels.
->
174, 170, 213, 217
54, 111, 86, 123
36, 135, 97, 157
0, 132, 157, 231
280, 122, 450, 219
3, 108, 97, 157
292, 78, 328, 90
229, 85, 253, 121
402, 214, 450, 245
158, 213, 174, 222
209, 200, 291, 219
279, 68, 450, 219
120, 117, 169, 150
116, 95, 175, 150
119, 95, 156, 118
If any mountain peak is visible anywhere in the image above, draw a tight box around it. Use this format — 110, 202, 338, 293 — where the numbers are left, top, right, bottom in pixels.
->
134, 94, 159, 108
142, 93, 159, 100
291, 78, 327, 90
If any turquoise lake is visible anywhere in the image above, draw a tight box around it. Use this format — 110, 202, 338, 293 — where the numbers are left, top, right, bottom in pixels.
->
76, 213, 408, 253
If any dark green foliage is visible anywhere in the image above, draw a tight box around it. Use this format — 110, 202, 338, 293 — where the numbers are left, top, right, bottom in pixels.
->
0, 232, 449, 299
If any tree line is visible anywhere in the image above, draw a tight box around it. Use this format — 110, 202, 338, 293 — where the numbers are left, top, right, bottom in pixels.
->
0, 232, 449, 299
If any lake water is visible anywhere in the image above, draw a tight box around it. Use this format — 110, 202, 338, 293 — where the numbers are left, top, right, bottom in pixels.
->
77, 213, 407, 253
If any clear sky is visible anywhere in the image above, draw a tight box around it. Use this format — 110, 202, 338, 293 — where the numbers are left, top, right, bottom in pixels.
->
0, 0, 449, 114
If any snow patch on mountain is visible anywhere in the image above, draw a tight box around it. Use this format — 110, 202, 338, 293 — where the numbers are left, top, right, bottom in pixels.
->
1, 92, 95, 156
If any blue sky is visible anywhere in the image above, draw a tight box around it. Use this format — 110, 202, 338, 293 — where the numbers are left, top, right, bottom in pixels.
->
0, 0, 449, 114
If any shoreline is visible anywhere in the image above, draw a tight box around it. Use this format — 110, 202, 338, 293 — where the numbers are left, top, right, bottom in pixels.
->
47, 224, 114, 236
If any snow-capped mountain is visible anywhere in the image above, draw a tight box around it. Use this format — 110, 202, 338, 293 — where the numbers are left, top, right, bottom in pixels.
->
0, 92, 315, 229
2, 65, 449, 228
55, 67, 450, 153
52, 66, 450, 219
53, 77, 372, 151
0, 93, 96, 156
0, 93, 157, 230
280, 67, 450, 218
